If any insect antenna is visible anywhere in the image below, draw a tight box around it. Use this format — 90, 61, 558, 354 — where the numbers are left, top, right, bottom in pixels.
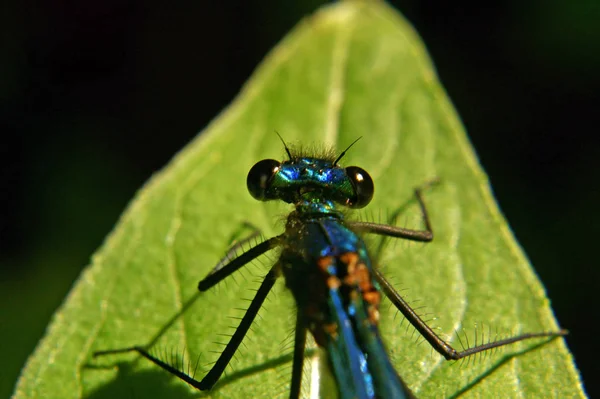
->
275, 131, 293, 160
333, 136, 362, 165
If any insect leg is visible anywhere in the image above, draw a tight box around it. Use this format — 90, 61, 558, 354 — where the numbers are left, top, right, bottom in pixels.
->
195, 266, 279, 389
349, 180, 437, 243
94, 266, 279, 390
94, 235, 281, 388
290, 312, 307, 399
209, 222, 264, 275
374, 270, 567, 361
199, 235, 282, 291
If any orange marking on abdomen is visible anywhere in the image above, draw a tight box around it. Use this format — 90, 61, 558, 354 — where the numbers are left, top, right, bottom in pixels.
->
340, 252, 359, 270
368, 306, 380, 324
327, 276, 341, 290
363, 290, 381, 307
317, 256, 335, 272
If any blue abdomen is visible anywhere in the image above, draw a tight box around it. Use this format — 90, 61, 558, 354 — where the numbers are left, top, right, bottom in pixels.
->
281, 215, 412, 398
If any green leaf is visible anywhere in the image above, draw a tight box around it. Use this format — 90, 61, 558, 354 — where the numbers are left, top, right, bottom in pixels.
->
13, 2, 585, 398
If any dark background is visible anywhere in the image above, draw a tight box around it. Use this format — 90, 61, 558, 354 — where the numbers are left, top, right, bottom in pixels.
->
1, 1, 597, 397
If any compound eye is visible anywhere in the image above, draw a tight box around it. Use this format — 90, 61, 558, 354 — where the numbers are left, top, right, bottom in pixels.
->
247, 159, 281, 200
345, 166, 374, 208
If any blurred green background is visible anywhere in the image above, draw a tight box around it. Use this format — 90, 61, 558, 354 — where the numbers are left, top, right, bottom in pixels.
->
1, 1, 597, 397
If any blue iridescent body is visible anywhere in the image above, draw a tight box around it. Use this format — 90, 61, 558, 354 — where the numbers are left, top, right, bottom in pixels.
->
94, 141, 566, 398
281, 214, 410, 398
249, 155, 412, 398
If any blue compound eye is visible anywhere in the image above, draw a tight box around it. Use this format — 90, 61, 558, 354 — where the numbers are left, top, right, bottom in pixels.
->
247, 159, 281, 200
345, 166, 374, 208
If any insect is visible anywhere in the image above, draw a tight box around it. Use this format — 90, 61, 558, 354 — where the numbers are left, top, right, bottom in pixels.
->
94, 137, 566, 398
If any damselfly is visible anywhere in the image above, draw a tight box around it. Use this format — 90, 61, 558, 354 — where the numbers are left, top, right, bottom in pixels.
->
94, 138, 566, 398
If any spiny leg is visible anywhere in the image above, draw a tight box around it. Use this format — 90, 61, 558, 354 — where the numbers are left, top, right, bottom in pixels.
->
94, 235, 282, 388
360, 179, 567, 357
197, 266, 278, 389
349, 179, 438, 244
209, 222, 264, 275
94, 266, 279, 390
290, 312, 307, 399
375, 270, 567, 361
199, 235, 282, 291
